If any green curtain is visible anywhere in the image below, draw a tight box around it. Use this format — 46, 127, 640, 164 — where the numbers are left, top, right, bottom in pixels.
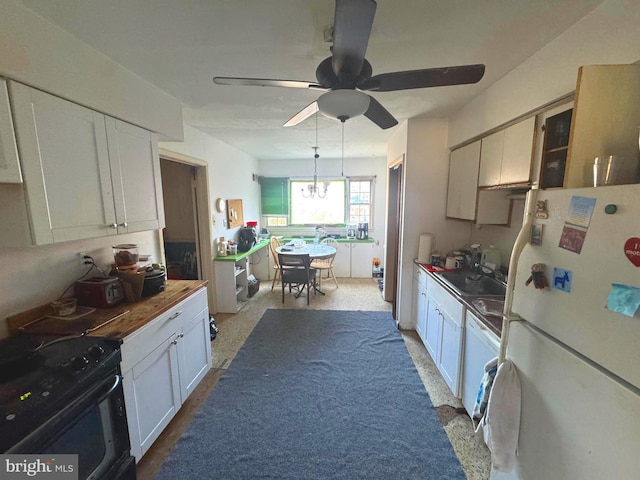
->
259, 177, 289, 215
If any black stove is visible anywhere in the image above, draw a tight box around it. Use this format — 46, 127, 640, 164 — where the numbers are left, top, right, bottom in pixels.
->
0, 334, 135, 479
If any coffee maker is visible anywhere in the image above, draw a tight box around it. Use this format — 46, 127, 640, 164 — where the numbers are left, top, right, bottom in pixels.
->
356, 223, 368, 240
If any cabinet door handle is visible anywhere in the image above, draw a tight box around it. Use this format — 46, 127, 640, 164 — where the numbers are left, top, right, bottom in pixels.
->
118, 222, 128, 228
109, 223, 118, 229
167, 311, 183, 321
171, 339, 178, 345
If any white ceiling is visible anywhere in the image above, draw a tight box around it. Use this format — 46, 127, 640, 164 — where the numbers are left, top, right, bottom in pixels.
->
18, 0, 604, 161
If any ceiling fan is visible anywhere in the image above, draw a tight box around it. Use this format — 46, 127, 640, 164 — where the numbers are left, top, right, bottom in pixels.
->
212, 0, 485, 130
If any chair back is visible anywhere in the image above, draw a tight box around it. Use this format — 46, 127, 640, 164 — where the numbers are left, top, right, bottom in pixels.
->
269, 236, 281, 266
320, 238, 338, 264
321, 238, 338, 249
278, 253, 314, 282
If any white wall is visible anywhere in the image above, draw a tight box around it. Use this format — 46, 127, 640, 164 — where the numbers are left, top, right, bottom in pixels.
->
0, 231, 161, 338
392, 118, 472, 329
0, 0, 183, 140
449, 0, 640, 146
160, 124, 261, 247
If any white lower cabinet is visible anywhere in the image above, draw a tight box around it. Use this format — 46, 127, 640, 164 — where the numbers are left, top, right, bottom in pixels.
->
412, 266, 428, 343
333, 242, 373, 278
121, 288, 211, 460
424, 274, 465, 397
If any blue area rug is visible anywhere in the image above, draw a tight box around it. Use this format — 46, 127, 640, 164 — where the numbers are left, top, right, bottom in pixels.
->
155, 309, 465, 479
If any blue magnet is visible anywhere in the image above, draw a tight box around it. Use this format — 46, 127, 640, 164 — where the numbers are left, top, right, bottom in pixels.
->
552, 267, 572, 293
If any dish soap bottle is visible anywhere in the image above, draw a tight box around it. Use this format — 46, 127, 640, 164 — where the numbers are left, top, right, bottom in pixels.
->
481, 245, 501, 271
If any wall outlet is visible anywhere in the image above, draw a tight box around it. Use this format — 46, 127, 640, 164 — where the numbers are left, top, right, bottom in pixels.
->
78, 251, 92, 270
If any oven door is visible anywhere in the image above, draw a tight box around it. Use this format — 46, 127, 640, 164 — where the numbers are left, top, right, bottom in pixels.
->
9, 371, 136, 480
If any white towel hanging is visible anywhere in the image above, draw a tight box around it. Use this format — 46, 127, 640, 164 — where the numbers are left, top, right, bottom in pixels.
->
478, 358, 521, 472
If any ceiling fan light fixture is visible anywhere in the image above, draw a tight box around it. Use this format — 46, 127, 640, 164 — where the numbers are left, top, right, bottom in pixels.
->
317, 90, 370, 122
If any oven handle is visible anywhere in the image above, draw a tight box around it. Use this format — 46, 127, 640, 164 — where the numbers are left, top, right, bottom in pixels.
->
96, 374, 121, 404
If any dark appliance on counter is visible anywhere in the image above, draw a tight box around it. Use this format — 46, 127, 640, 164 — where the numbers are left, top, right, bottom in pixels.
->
141, 267, 166, 297
0, 335, 136, 480
357, 222, 368, 240
237, 227, 257, 252
75, 277, 125, 308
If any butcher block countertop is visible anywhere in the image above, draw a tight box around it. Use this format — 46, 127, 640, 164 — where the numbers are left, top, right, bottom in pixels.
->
7, 280, 208, 339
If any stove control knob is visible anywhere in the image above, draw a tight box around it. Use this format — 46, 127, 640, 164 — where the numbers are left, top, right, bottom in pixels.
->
88, 345, 106, 359
71, 355, 89, 371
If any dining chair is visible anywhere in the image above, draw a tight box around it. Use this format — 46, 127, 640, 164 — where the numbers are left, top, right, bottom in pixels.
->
269, 236, 282, 291
310, 238, 339, 288
278, 253, 317, 305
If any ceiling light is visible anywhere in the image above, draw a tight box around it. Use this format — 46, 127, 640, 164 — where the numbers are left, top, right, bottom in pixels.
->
317, 90, 370, 122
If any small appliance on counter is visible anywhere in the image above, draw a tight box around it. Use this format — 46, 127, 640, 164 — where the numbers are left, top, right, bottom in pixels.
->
141, 266, 166, 297
357, 222, 368, 239
75, 277, 125, 308
346, 224, 357, 239
238, 226, 257, 252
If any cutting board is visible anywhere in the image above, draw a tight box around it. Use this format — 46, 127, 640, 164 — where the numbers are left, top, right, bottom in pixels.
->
19, 308, 130, 335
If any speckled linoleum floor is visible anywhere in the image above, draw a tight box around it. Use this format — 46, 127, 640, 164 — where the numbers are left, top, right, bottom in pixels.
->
136, 278, 491, 480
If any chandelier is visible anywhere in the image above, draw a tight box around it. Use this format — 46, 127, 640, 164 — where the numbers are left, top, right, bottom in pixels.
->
301, 113, 330, 199
301, 147, 330, 199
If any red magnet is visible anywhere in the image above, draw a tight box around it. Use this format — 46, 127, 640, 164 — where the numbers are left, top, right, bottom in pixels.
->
624, 238, 640, 267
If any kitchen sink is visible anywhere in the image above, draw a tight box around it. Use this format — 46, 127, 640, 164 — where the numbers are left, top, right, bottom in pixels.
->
436, 271, 506, 298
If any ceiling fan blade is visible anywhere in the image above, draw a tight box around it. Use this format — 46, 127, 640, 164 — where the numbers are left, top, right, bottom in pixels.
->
283, 101, 319, 127
360, 64, 486, 92
363, 95, 398, 129
331, 0, 377, 80
213, 76, 327, 90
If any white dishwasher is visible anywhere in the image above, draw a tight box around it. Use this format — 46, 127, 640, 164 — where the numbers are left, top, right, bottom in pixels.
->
461, 310, 500, 417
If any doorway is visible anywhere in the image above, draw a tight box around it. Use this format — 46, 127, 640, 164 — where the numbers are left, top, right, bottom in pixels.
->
160, 159, 200, 279
384, 156, 404, 320
158, 149, 215, 312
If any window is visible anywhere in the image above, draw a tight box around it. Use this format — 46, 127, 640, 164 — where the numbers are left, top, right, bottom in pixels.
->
290, 179, 346, 225
348, 177, 374, 227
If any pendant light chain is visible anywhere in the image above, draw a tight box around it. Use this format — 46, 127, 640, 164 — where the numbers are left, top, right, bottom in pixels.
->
341, 121, 344, 177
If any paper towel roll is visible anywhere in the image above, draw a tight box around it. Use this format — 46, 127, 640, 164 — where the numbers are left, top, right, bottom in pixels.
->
418, 234, 434, 263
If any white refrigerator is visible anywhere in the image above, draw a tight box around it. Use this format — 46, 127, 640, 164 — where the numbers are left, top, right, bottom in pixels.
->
495, 184, 640, 480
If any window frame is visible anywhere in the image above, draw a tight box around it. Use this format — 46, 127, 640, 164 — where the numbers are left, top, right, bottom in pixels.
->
348, 176, 375, 229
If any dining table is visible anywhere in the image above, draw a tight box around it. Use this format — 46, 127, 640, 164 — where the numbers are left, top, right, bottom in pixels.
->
275, 243, 337, 295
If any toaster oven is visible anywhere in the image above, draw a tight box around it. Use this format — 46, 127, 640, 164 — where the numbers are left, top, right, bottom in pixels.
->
75, 277, 125, 308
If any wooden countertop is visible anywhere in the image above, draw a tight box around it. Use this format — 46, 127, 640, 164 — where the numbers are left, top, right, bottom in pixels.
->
7, 279, 208, 339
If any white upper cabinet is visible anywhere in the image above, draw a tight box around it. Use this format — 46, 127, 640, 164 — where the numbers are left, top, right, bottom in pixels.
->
501, 117, 536, 185
478, 131, 503, 187
0, 79, 22, 183
478, 117, 535, 187
446, 141, 480, 221
0, 81, 164, 247
105, 118, 165, 234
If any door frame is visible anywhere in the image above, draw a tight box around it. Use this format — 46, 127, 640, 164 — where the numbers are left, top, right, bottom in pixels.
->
384, 154, 404, 320
158, 148, 216, 313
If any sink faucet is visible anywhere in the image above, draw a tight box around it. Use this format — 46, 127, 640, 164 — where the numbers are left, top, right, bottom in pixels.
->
473, 262, 505, 282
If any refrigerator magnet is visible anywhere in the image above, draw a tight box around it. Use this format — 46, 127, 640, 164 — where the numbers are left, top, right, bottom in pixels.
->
624, 238, 640, 267
552, 267, 572, 293
606, 284, 640, 317
530, 225, 543, 245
